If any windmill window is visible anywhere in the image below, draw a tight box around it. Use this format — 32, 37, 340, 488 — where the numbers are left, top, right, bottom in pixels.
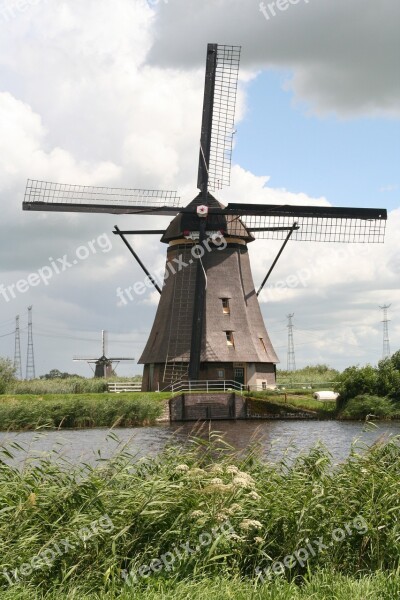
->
259, 338, 267, 353
222, 298, 230, 314
217, 369, 225, 379
225, 331, 234, 346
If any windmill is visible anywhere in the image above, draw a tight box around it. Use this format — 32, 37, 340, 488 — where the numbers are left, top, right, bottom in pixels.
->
73, 330, 135, 378
23, 43, 387, 392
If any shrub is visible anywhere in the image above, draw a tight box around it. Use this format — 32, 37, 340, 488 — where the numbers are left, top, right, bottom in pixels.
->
335, 365, 378, 402
0, 357, 16, 394
377, 357, 400, 402
335, 352, 400, 407
340, 395, 395, 420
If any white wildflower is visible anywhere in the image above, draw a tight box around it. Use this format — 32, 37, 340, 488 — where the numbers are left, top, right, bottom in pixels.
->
248, 491, 261, 501
237, 471, 254, 482
239, 519, 263, 531
216, 512, 228, 522
187, 467, 205, 477
226, 465, 240, 474
209, 464, 224, 474
203, 483, 233, 494
191, 510, 205, 519
175, 464, 189, 473
232, 475, 255, 489
226, 503, 242, 515
210, 478, 223, 485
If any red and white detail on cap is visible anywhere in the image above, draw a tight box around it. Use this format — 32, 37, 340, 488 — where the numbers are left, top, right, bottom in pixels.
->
197, 205, 209, 217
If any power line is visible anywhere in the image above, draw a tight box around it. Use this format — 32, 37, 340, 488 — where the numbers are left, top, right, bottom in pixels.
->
26, 306, 36, 380
287, 313, 296, 372
0, 330, 15, 339
14, 315, 22, 380
0, 317, 19, 329
379, 304, 391, 359
33, 330, 147, 343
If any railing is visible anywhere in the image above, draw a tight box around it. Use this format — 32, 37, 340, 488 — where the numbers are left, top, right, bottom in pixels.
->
107, 382, 142, 393
169, 380, 245, 395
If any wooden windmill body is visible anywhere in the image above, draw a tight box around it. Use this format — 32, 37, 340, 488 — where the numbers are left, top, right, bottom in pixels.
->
139, 193, 279, 391
23, 44, 387, 392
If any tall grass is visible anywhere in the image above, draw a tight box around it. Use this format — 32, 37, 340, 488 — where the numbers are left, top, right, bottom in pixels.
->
6, 378, 109, 395
0, 433, 398, 597
276, 365, 340, 386
6, 376, 143, 395
0, 393, 169, 430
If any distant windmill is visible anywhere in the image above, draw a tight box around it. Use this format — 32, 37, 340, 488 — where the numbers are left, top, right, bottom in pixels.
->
23, 43, 387, 392
73, 330, 135, 378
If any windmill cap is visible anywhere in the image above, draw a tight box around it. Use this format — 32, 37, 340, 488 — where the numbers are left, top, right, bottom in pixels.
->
161, 192, 254, 244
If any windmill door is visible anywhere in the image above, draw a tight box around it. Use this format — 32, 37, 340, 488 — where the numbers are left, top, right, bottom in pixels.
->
234, 367, 245, 386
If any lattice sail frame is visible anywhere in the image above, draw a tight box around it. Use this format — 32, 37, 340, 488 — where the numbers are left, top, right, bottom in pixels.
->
24, 180, 181, 208
208, 45, 241, 192
229, 213, 386, 243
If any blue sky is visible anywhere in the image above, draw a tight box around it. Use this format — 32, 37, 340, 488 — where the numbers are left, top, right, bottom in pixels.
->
235, 70, 400, 210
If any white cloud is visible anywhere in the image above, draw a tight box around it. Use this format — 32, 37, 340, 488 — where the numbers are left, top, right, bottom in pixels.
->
147, 0, 400, 118
0, 0, 398, 374
218, 165, 329, 206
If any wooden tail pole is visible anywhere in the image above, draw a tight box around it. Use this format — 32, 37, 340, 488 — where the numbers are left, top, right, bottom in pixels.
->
256, 222, 298, 297
113, 226, 162, 295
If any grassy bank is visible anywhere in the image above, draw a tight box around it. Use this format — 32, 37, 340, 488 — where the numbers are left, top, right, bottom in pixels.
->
246, 391, 337, 416
0, 393, 169, 430
0, 434, 399, 597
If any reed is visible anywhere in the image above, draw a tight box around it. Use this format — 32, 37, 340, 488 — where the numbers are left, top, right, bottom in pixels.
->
6, 378, 109, 395
277, 365, 340, 385
0, 393, 169, 430
0, 432, 398, 597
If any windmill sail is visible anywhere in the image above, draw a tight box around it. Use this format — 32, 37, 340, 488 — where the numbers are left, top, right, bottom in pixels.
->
222, 204, 387, 243
23, 180, 181, 215
197, 44, 241, 194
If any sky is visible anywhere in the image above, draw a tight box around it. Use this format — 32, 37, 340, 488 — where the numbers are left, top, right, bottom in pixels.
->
0, 0, 399, 377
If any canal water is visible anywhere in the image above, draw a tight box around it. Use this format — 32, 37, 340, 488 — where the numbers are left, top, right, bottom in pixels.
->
0, 420, 399, 467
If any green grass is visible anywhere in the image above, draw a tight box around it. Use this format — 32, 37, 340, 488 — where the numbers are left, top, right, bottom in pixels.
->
0, 393, 170, 430
1, 571, 399, 599
246, 392, 337, 416
0, 433, 398, 597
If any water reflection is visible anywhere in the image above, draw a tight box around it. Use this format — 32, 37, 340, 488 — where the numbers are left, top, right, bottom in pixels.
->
0, 420, 399, 467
